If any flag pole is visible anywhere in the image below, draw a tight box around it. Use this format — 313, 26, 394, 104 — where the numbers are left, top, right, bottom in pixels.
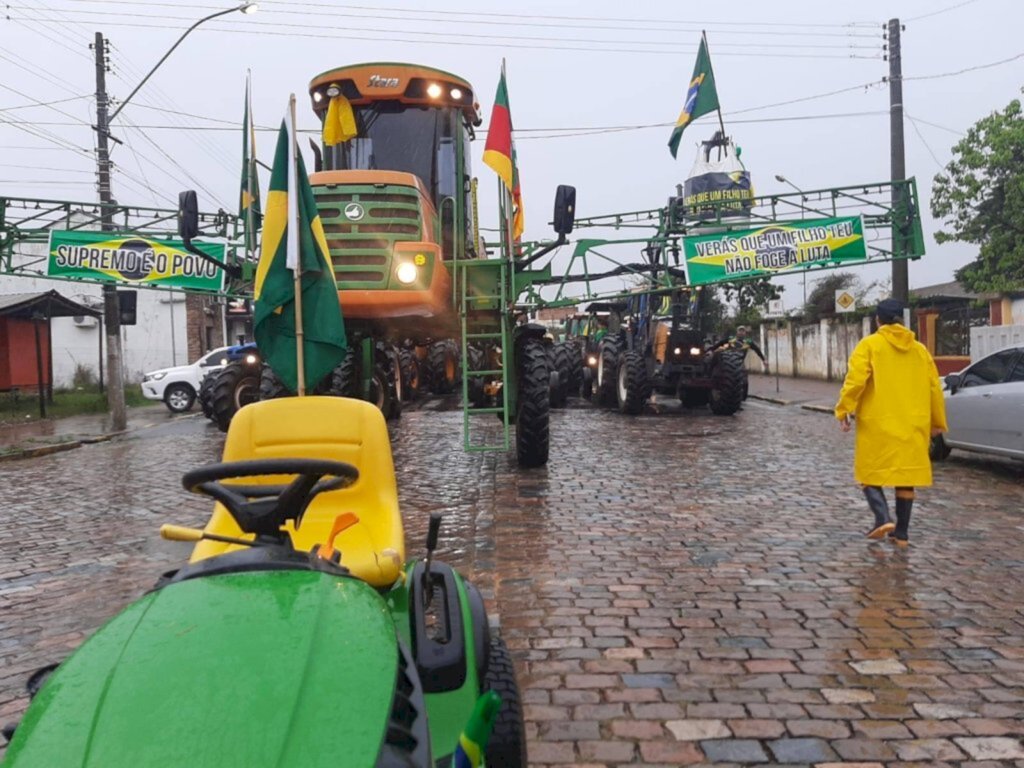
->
701, 30, 727, 160
246, 70, 256, 263
501, 59, 515, 261
289, 93, 307, 396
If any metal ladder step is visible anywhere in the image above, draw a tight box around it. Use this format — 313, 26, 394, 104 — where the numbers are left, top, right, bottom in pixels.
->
465, 332, 503, 340
466, 406, 505, 415
465, 368, 502, 376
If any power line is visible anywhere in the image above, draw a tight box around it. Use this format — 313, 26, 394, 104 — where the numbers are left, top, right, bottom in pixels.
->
19, 14, 884, 58
0, 94, 91, 113
46, 0, 884, 37
904, 50, 1024, 80
905, 114, 946, 170
905, 116, 965, 137
906, 0, 981, 22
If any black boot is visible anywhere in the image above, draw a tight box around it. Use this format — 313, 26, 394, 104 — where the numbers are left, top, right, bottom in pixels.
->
863, 486, 895, 539
892, 496, 913, 548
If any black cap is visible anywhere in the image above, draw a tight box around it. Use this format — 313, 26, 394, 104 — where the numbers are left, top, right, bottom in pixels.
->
876, 298, 904, 322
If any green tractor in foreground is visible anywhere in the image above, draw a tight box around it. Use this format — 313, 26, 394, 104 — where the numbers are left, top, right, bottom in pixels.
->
2, 396, 526, 767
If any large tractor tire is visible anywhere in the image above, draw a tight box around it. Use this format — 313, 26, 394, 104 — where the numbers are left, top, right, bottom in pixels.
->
398, 348, 420, 401
596, 338, 620, 407
427, 340, 458, 395
483, 634, 528, 768
467, 344, 488, 407
330, 349, 400, 421
616, 351, 649, 415
548, 342, 572, 409
708, 350, 746, 416
211, 360, 260, 433
259, 364, 292, 400
580, 366, 594, 400
515, 337, 550, 468
567, 340, 584, 395
198, 372, 217, 420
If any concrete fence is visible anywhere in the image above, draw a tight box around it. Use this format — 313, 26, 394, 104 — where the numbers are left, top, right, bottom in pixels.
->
748, 317, 873, 381
971, 324, 1024, 362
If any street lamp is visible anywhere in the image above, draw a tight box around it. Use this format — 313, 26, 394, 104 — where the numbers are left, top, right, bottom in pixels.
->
776, 175, 810, 305
95, 2, 256, 431
108, 3, 257, 123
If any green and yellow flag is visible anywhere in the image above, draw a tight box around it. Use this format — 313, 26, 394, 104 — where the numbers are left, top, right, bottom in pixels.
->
668, 35, 720, 159
254, 115, 346, 393
239, 74, 262, 253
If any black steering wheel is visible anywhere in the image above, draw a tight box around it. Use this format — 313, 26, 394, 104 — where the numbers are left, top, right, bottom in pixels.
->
181, 459, 359, 540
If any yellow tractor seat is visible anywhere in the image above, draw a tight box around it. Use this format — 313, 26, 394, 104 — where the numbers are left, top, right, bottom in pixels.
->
189, 396, 405, 588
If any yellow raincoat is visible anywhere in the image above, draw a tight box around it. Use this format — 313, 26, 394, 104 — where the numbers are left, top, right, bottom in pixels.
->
834, 324, 948, 487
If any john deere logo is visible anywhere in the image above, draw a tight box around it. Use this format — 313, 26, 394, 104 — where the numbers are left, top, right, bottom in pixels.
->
343, 203, 365, 221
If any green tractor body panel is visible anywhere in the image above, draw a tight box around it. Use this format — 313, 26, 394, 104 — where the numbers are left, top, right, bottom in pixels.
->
387, 565, 481, 760
313, 182, 424, 291
5, 571, 398, 768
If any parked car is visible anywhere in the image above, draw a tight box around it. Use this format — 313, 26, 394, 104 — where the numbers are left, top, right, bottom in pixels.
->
141, 347, 231, 413
931, 344, 1024, 462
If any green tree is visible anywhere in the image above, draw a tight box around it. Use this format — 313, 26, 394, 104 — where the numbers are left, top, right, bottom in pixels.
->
931, 96, 1024, 292
721, 278, 782, 326
802, 272, 880, 322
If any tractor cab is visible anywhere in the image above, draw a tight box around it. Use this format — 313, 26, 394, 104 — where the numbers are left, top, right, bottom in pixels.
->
307, 63, 482, 334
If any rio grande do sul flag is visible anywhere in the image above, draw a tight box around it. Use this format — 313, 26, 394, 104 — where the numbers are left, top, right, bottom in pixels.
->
483, 71, 524, 239
253, 113, 346, 393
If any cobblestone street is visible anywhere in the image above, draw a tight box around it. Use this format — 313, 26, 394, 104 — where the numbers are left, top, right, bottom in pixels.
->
2, 398, 1023, 766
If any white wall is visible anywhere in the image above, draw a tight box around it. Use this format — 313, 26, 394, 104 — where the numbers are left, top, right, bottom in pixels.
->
1, 242, 189, 387
971, 324, 1024, 362
1010, 298, 1024, 326
752, 316, 872, 381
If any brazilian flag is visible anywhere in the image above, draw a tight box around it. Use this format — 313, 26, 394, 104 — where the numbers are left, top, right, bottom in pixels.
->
253, 118, 346, 393
668, 35, 720, 159
239, 76, 262, 253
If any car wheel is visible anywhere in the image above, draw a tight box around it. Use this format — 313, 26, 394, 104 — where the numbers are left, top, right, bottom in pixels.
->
163, 383, 195, 413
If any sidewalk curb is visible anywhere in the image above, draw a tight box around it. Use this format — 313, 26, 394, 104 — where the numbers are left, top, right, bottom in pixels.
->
749, 394, 794, 406
801, 404, 835, 415
0, 440, 82, 463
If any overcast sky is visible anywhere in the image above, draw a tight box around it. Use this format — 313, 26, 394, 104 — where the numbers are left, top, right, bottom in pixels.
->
2, 0, 1021, 309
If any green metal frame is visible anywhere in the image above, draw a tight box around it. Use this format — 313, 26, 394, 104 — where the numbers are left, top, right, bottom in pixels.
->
0, 194, 241, 294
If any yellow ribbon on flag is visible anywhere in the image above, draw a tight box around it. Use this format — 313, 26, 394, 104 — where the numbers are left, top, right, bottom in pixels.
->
323, 94, 357, 146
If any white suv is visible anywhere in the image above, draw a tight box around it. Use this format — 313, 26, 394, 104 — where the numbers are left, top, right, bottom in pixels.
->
142, 347, 231, 413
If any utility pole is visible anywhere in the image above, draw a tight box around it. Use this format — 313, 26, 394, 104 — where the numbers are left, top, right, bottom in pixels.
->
93, 31, 127, 431
887, 18, 908, 305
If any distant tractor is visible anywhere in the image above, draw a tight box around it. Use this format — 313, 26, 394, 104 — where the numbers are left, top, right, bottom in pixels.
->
568, 302, 627, 405
612, 288, 746, 416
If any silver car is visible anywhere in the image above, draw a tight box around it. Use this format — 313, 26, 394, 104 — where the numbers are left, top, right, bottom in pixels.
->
931, 344, 1024, 462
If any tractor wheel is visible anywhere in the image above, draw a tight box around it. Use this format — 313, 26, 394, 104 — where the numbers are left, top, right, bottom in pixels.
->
383, 346, 403, 421
616, 351, 649, 415
329, 349, 399, 420
198, 372, 217, 420
548, 342, 571, 409
211, 360, 260, 433
567, 340, 584, 395
930, 434, 951, 461
259, 364, 292, 400
708, 350, 746, 416
483, 634, 528, 768
596, 338, 620, 407
580, 366, 594, 400
398, 348, 420, 400
467, 345, 488, 407
427, 340, 458, 395
679, 387, 710, 408
515, 337, 550, 468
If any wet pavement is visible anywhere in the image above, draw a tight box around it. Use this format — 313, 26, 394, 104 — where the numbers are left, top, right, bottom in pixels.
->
2, 395, 1023, 766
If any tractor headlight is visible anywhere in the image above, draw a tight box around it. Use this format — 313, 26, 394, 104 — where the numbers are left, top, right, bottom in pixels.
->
690, 346, 701, 356
396, 262, 418, 284
587, 355, 597, 366
674, 347, 682, 356
426, 83, 442, 99
450, 87, 463, 100
245, 354, 258, 364
219, 357, 228, 366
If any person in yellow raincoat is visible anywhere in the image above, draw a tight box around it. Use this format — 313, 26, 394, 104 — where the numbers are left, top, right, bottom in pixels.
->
834, 299, 948, 547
